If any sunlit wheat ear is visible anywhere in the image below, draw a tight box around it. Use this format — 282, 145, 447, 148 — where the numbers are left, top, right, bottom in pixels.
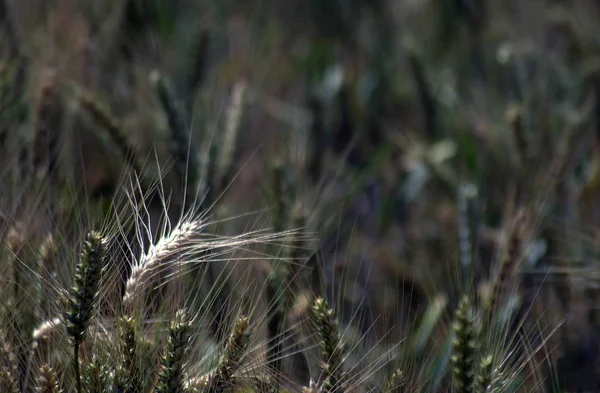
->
0, 329, 18, 393
36, 364, 61, 393
31, 317, 63, 368
310, 297, 346, 393
155, 308, 191, 393
206, 315, 251, 393
122, 219, 201, 313
65, 230, 108, 393
452, 296, 477, 393
184, 374, 210, 393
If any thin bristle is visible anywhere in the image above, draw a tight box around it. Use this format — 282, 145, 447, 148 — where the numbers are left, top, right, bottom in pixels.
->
36, 235, 57, 322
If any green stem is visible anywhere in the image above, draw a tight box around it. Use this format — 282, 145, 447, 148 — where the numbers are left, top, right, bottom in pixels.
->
74, 341, 82, 393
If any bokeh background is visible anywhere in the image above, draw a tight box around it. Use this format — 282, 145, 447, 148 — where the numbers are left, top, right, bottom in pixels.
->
3, 0, 600, 391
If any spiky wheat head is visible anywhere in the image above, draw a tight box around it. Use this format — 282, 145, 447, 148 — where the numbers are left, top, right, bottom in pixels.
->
36, 364, 61, 393
65, 230, 108, 345
452, 296, 477, 393
310, 297, 345, 393
33, 318, 63, 343
123, 220, 201, 312
478, 355, 493, 393
385, 369, 406, 393
207, 315, 251, 393
114, 315, 143, 393
0, 329, 18, 393
184, 374, 210, 393
302, 379, 322, 393
84, 354, 109, 393
155, 308, 191, 393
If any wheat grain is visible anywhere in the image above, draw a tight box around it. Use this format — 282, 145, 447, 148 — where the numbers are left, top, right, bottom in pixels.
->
36, 364, 61, 393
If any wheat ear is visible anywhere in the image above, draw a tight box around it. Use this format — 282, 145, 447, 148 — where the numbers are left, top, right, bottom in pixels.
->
65, 230, 108, 393
150, 70, 198, 191
32, 70, 61, 177
76, 87, 142, 176
84, 354, 109, 393
184, 374, 210, 393
385, 369, 406, 393
303, 379, 322, 393
36, 365, 62, 393
122, 220, 201, 312
115, 316, 142, 393
215, 80, 246, 192
478, 355, 493, 393
0, 329, 18, 393
487, 210, 526, 314
155, 309, 191, 393
310, 297, 345, 393
207, 316, 251, 393
451, 296, 477, 393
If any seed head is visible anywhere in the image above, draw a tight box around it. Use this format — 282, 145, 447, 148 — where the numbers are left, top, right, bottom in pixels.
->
65, 230, 107, 344
452, 296, 477, 393
36, 365, 61, 393
310, 297, 345, 393
155, 309, 191, 393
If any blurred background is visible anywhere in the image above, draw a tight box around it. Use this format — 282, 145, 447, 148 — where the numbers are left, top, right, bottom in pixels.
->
3, 0, 600, 391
